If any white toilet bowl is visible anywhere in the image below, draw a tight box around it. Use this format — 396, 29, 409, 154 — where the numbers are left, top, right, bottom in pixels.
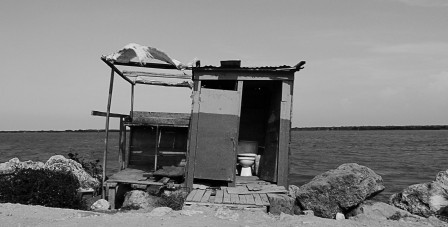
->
237, 153, 256, 176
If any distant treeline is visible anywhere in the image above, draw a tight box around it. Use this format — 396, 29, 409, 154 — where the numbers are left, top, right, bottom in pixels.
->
292, 125, 448, 131
0, 129, 124, 133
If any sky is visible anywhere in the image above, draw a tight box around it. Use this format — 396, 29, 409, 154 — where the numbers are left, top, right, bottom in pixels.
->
1, 0, 447, 130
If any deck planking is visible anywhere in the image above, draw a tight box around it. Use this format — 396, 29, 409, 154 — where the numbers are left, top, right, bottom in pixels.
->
200, 190, 212, 203
214, 190, 224, 204
184, 177, 289, 210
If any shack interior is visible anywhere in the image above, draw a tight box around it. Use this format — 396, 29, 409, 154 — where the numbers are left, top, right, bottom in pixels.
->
124, 111, 189, 173
239, 80, 283, 181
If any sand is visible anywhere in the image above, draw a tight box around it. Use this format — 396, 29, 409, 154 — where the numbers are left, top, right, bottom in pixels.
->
1, 203, 447, 227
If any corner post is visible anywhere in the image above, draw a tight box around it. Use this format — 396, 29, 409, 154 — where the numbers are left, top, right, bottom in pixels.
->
102, 68, 114, 198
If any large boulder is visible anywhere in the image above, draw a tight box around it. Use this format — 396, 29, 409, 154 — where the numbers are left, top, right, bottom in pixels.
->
44, 155, 100, 190
390, 169, 448, 219
294, 163, 385, 218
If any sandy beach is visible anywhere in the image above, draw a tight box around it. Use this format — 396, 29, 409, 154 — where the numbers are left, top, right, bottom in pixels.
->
1, 202, 446, 227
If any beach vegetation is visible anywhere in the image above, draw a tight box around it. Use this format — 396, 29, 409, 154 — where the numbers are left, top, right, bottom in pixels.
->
0, 168, 84, 209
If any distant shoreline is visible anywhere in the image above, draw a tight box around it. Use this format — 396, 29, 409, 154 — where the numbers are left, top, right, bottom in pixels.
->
1, 125, 448, 133
292, 125, 448, 131
0, 129, 123, 133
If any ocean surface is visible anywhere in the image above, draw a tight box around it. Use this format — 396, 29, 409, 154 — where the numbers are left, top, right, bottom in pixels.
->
1, 130, 447, 202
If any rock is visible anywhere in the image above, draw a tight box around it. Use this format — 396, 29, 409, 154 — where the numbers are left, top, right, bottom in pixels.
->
347, 201, 421, 221
288, 185, 303, 215
335, 212, 345, 220
302, 210, 314, 216
90, 199, 110, 211
149, 207, 172, 216
390, 169, 448, 219
288, 185, 300, 197
267, 194, 295, 215
294, 163, 385, 219
0, 158, 45, 174
122, 190, 155, 210
44, 155, 99, 190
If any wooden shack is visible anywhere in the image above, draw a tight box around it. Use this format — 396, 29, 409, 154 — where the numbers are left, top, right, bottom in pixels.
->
186, 60, 305, 189
96, 43, 305, 210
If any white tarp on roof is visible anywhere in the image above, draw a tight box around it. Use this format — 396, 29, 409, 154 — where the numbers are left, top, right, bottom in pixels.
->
105, 43, 188, 69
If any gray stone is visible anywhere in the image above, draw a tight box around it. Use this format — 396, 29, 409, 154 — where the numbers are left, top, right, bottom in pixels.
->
149, 207, 172, 216
267, 194, 295, 215
90, 199, 110, 211
122, 190, 155, 210
347, 200, 421, 221
335, 212, 345, 220
302, 210, 314, 216
288, 185, 300, 198
294, 163, 385, 219
390, 169, 448, 218
44, 155, 99, 190
0, 158, 45, 174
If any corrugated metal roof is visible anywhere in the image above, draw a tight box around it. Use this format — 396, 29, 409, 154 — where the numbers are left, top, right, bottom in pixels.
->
195, 61, 305, 72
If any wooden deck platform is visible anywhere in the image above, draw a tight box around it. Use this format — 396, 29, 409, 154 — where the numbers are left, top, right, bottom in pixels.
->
184, 176, 288, 211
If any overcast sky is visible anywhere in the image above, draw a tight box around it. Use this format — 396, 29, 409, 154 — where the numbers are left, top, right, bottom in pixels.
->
1, 0, 447, 130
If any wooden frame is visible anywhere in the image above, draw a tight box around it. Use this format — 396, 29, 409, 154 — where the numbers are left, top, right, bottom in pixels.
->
99, 55, 302, 193
186, 67, 296, 189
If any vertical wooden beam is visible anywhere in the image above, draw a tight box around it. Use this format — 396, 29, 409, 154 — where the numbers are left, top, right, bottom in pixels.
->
228, 81, 244, 187
118, 118, 123, 170
118, 117, 125, 170
127, 128, 133, 169
185, 80, 201, 189
154, 126, 159, 171
277, 79, 293, 187
123, 125, 127, 169
130, 84, 135, 119
102, 69, 115, 198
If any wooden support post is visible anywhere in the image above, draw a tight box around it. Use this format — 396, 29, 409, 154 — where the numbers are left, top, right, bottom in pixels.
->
130, 84, 135, 119
123, 124, 127, 169
154, 126, 159, 171
102, 69, 115, 199
277, 80, 293, 187
106, 182, 117, 210
118, 117, 124, 170
186, 81, 201, 189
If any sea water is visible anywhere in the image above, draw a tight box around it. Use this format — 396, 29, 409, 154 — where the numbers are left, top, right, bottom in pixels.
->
1, 130, 447, 202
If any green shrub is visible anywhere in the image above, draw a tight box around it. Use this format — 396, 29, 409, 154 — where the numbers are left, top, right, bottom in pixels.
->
0, 168, 83, 209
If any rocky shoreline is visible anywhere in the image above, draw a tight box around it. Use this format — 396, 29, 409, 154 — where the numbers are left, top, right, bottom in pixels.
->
1, 157, 448, 226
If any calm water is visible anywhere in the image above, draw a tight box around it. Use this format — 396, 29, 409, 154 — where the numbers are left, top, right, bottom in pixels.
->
290, 130, 448, 201
1, 130, 447, 202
